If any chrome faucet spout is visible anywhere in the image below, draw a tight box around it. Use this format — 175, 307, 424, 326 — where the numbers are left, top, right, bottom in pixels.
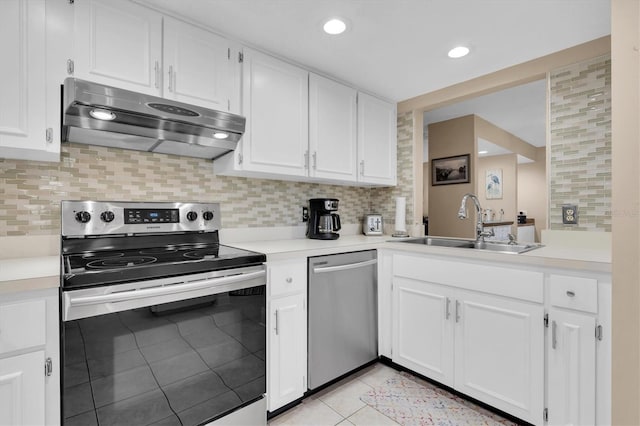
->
458, 193, 490, 243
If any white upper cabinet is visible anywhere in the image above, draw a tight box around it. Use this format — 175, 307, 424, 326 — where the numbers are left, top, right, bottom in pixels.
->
357, 92, 397, 185
73, 0, 239, 112
309, 74, 358, 182
214, 50, 397, 187
74, 0, 163, 95
163, 16, 239, 112
239, 47, 309, 177
0, 0, 59, 162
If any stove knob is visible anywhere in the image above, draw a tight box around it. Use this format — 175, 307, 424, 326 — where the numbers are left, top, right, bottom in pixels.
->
100, 211, 115, 223
75, 211, 91, 223
186, 211, 198, 221
203, 211, 214, 221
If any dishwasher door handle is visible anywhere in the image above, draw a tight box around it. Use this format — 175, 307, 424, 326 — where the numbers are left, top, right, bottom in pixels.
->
312, 259, 377, 274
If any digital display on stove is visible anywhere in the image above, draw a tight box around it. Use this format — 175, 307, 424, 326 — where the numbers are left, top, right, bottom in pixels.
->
124, 208, 179, 224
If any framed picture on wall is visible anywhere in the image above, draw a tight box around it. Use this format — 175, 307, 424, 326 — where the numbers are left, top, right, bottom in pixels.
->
431, 154, 470, 185
485, 169, 503, 199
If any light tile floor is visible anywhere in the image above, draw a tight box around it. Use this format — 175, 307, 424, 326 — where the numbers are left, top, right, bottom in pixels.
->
267, 363, 514, 426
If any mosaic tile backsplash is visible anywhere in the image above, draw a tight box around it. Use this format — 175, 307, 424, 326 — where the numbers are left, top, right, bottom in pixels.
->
549, 54, 611, 232
0, 141, 406, 236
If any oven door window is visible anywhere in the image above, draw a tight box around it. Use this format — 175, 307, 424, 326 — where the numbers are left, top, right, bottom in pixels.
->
62, 286, 266, 426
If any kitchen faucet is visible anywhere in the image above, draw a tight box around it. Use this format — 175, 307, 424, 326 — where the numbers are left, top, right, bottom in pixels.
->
457, 193, 494, 244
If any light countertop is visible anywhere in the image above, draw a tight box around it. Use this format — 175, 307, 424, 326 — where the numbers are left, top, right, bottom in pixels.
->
0, 256, 60, 295
0, 231, 611, 294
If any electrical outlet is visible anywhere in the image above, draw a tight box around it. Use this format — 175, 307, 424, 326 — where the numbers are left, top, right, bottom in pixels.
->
562, 205, 578, 224
302, 206, 309, 222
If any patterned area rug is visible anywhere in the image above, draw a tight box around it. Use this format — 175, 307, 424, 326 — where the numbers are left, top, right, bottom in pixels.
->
360, 373, 518, 426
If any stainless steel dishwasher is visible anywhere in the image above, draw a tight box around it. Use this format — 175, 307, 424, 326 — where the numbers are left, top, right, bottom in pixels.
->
308, 250, 378, 390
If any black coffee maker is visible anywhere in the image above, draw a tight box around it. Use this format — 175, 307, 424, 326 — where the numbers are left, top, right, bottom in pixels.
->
307, 198, 341, 240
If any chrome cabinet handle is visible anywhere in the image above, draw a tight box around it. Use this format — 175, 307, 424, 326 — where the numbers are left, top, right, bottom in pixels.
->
168, 66, 174, 92
274, 310, 279, 335
360, 160, 365, 176
304, 151, 309, 169
455, 300, 460, 323
154, 61, 159, 89
552, 320, 557, 349
312, 152, 317, 169
286, 277, 293, 283
566, 290, 575, 297
445, 297, 451, 320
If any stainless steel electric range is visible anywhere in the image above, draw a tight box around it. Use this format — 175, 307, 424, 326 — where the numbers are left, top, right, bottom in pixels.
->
60, 201, 267, 426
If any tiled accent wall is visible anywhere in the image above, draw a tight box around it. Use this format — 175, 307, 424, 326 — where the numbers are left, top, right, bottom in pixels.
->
549, 54, 611, 232
0, 144, 374, 236
370, 111, 414, 229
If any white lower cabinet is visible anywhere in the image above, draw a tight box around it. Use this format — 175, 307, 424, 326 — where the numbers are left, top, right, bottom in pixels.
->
392, 277, 543, 424
0, 288, 59, 425
454, 290, 543, 423
546, 273, 608, 426
0, 350, 45, 426
387, 252, 611, 426
393, 278, 454, 386
267, 259, 307, 412
547, 309, 596, 425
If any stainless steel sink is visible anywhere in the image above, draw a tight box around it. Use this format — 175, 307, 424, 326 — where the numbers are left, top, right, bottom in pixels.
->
401, 237, 476, 249
398, 237, 542, 254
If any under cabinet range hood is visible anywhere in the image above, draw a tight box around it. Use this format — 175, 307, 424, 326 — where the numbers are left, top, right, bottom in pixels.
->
61, 78, 245, 160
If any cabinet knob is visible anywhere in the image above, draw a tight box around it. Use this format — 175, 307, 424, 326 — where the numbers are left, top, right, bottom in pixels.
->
566, 290, 575, 297
286, 277, 293, 283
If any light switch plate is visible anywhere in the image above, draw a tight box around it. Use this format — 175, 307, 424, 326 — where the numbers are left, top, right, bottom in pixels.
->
562, 205, 578, 224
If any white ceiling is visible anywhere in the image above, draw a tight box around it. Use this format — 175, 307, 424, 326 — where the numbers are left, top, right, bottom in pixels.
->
424, 79, 547, 161
141, 0, 610, 102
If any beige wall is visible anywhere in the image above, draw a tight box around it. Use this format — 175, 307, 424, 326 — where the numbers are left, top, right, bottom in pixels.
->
476, 154, 517, 223
427, 115, 476, 238
611, 1, 640, 424
422, 162, 430, 216
517, 148, 547, 242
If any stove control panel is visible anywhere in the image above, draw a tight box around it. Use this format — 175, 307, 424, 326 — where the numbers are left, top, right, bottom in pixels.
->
62, 201, 221, 237
124, 208, 179, 224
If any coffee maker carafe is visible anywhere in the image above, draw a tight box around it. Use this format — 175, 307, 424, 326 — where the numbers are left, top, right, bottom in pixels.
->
307, 198, 341, 240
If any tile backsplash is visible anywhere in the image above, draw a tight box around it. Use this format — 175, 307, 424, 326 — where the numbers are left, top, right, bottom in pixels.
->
1, 144, 379, 236
549, 54, 611, 232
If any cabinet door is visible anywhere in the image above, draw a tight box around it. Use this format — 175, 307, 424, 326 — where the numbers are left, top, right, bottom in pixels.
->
357, 93, 397, 186
0, 0, 55, 162
163, 16, 238, 112
0, 351, 45, 426
392, 277, 454, 386
268, 294, 306, 411
309, 74, 357, 182
241, 48, 309, 177
74, 0, 162, 95
454, 290, 544, 424
548, 309, 596, 426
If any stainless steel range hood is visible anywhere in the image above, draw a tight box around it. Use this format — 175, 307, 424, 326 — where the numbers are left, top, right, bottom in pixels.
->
61, 78, 245, 160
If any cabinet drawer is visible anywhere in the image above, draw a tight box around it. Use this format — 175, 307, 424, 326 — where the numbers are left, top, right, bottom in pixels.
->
549, 274, 598, 313
0, 299, 46, 354
268, 261, 307, 297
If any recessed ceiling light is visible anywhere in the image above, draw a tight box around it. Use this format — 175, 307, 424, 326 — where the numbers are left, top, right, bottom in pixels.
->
478, 150, 489, 155
323, 18, 347, 35
89, 109, 116, 121
448, 46, 470, 59
213, 132, 229, 139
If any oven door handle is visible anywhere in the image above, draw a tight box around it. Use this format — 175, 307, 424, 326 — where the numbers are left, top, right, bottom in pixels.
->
68, 270, 266, 307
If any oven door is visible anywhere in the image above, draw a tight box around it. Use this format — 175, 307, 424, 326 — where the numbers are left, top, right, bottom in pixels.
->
61, 265, 266, 426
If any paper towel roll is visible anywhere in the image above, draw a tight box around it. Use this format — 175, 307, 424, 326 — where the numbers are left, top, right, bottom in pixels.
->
393, 197, 408, 236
